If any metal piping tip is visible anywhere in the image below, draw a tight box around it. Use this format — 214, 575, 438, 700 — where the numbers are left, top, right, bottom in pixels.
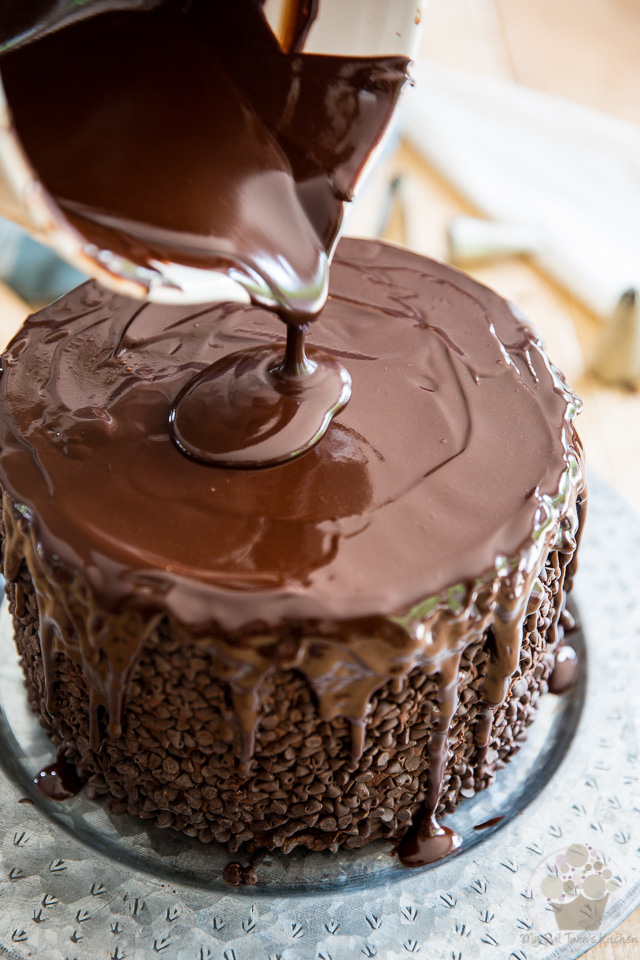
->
592, 288, 640, 390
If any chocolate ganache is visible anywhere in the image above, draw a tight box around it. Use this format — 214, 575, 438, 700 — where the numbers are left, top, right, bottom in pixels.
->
0, 239, 584, 864
0, 0, 406, 312
0, 1, 409, 465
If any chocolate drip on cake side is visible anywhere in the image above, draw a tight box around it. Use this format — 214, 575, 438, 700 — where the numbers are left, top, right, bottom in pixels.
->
549, 644, 579, 694
471, 507, 582, 768
548, 488, 587, 695
0, 0, 408, 466
1, 479, 583, 859
395, 506, 584, 867
33, 756, 83, 802
0, 242, 585, 861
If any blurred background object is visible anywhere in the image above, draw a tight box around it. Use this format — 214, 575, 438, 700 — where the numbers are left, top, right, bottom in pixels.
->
591, 289, 640, 390
0, 219, 86, 308
401, 60, 640, 321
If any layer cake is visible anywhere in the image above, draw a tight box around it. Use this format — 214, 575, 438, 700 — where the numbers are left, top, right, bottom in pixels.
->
0, 238, 585, 860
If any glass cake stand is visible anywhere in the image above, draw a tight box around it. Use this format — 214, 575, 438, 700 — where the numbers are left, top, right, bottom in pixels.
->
0, 474, 638, 960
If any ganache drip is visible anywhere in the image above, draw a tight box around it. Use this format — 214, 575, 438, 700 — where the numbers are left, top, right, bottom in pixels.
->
0, 484, 584, 860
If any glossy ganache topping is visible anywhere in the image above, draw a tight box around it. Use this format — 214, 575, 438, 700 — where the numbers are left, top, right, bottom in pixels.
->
0, 239, 578, 632
0, 2, 407, 315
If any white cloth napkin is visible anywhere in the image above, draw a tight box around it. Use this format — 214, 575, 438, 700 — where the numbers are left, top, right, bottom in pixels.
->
400, 61, 640, 321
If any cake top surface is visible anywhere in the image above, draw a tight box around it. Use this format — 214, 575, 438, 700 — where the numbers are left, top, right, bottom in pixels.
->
0, 238, 579, 633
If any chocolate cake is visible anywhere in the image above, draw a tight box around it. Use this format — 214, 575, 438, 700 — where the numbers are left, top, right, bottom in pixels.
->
0, 238, 585, 864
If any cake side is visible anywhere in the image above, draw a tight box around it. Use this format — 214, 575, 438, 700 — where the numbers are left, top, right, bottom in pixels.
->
4, 531, 572, 853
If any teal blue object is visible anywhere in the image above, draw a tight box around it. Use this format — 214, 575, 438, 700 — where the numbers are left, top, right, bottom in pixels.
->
0, 217, 87, 305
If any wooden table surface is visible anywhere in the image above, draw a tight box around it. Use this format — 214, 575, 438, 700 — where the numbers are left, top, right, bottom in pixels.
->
0, 2, 637, 955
